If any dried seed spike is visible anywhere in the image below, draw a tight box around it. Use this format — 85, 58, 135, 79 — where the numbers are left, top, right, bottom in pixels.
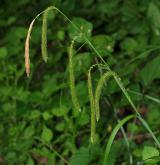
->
25, 19, 36, 77
24, 12, 43, 77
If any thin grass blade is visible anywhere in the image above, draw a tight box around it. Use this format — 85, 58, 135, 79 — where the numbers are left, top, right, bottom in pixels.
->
103, 115, 135, 165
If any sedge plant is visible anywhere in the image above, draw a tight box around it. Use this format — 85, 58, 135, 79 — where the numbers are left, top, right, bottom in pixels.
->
24, 6, 160, 164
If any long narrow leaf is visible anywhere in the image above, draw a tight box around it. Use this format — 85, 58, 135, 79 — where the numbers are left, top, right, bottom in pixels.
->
103, 115, 135, 165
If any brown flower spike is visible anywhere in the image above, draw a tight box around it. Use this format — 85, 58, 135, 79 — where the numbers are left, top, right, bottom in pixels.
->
25, 19, 36, 77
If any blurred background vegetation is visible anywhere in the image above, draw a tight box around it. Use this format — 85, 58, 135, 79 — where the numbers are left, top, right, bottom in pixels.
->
0, 0, 160, 164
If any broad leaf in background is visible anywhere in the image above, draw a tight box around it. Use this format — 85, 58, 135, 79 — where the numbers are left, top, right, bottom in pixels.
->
76, 108, 89, 126
76, 81, 89, 105
147, 106, 160, 129
0, 47, 7, 59
70, 147, 90, 165
107, 141, 124, 165
73, 52, 92, 77
142, 146, 159, 160
52, 105, 69, 117
142, 146, 160, 164
120, 37, 138, 55
92, 35, 114, 56
140, 56, 160, 86
148, 2, 160, 35
68, 17, 93, 43
41, 126, 53, 142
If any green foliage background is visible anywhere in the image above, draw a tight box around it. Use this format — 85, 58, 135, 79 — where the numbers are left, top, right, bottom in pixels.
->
0, 0, 160, 164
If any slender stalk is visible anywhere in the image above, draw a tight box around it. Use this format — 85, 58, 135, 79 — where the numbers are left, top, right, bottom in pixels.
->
68, 37, 81, 114
88, 68, 96, 143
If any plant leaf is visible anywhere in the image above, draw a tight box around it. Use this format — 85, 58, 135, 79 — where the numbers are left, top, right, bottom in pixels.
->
41, 126, 53, 142
68, 17, 93, 43
70, 147, 90, 165
140, 56, 160, 86
103, 115, 135, 165
142, 146, 159, 161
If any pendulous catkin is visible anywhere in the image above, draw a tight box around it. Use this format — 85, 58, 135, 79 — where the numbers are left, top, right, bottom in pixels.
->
68, 38, 81, 114
25, 18, 37, 77
88, 67, 96, 143
41, 7, 55, 62
87, 64, 109, 143
95, 71, 115, 121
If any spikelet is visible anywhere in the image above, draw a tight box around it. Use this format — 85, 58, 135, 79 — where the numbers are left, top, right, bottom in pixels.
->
95, 71, 114, 121
41, 6, 56, 62
88, 68, 96, 143
68, 39, 81, 114
25, 19, 36, 77
87, 64, 109, 143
